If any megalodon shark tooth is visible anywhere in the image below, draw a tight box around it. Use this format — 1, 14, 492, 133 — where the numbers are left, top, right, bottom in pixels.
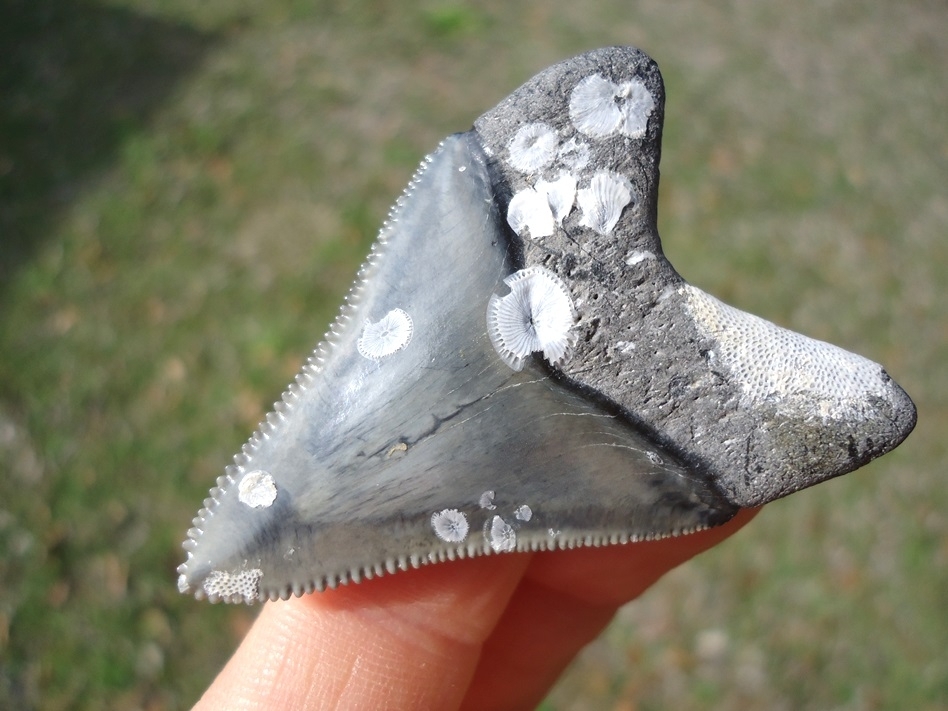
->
178, 46, 916, 604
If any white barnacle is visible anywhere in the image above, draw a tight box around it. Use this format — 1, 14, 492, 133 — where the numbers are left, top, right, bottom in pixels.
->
238, 470, 278, 509
577, 171, 635, 235
557, 137, 591, 171
569, 74, 655, 139
507, 174, 577, 238
487, 266, 576, 371
507, 187, 555, 238
358, 308, 413, 360
489, 515, 517, 553
479, 490, 497, 510
431, 508, 469, 543
535, 172, 577, 225
203, 568, 263, 603
508, 122, 559, 173
514, 504, 533, 522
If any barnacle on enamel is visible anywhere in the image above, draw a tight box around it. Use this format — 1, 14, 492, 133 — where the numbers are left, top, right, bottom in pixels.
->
569, 74, 655, 139
489, 516, 517, 552
508, 122, 560, 173
487, 266, 576, 371
237, 470, 277, 509
357, 308, 413, 360
431, 508, 469, 543
479, 490, 496, 510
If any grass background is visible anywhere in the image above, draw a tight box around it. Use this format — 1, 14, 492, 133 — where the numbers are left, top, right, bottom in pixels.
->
1, 0, 945, 708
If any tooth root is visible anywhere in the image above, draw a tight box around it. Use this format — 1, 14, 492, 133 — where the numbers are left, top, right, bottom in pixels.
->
473, 45, 915, 508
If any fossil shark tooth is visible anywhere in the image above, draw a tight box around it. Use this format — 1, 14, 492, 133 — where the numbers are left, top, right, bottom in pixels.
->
178, 47, 916, 604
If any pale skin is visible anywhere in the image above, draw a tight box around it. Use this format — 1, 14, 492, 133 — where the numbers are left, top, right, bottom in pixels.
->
194, 509, 757, 711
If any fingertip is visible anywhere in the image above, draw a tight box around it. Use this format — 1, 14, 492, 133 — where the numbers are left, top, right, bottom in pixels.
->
194, 553, 532, 710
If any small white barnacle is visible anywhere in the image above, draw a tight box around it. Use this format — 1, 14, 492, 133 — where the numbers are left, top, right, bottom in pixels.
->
479, 490, 497, 510
569, 74, 655, 139
557, 137, 591, 171
431, 508, 469, 543
237, 470, 278, 509
507, 187, 555, 238
357, 308, 413, 360
487, 266, 576, 371
535, 172, 577, 225
507, 173, 577, 239
508, 122, 559, 173
514, 504, 533, 522
489, 515, 517, 553
577, 171, 635, 235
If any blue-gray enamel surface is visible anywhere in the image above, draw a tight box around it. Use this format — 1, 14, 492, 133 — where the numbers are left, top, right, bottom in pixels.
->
179, 47, 915, 603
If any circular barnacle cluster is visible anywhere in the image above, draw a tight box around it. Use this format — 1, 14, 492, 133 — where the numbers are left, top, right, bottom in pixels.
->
502, 72, 653, 241
357, 308, 413, 360
569, 73, 655, 139
503, 122, 583, 240
487, 266, 576, 371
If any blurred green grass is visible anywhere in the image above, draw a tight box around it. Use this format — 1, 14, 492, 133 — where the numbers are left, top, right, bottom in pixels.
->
1, 0, 945, 709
